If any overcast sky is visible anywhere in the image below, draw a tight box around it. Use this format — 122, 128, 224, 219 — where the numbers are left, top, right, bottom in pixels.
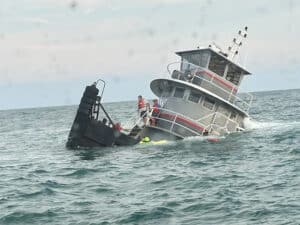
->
0, 0, 299, 109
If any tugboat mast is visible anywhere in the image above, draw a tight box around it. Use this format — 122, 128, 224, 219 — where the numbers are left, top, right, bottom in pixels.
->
227, 26, 248, 62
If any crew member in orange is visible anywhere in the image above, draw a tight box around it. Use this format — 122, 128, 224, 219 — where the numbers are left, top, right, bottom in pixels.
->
113, 122, 122, 132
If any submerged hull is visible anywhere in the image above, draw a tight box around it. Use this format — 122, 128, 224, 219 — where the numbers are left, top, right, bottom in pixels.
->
140, 126, 182, 141
66, 119, 140, 148
66, 85, 140, 149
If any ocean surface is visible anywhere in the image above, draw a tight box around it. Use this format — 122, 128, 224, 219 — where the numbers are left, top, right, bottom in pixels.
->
0, 89, 299, 225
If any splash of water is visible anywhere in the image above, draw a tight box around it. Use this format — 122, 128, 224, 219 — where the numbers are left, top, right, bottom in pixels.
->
243, 117, 300, 130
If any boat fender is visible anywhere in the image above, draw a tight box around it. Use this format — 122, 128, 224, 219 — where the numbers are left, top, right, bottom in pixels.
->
207, 137, 220, 142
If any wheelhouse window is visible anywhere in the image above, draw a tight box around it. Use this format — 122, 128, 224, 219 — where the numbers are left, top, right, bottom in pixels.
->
181, 58, 198, 73
230, 111, 237, 120
161, 90, 171, 97
208, 52, 227, 77
182, 53, 200, 66
173, 87, 185, 98
180, 51, 210, 72
203, 97, 215, 110
226, 64, 242, 85
199, 51, 210, 67
188, 91, 202, 103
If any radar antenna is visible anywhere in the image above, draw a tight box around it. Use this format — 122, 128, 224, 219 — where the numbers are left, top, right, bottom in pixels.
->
227, 26, 248, 61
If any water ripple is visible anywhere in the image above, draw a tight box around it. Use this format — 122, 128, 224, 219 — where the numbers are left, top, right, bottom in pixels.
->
0, 90, 299, 224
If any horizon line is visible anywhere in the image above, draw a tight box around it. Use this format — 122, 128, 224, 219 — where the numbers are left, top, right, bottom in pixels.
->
1, 87, 299, 111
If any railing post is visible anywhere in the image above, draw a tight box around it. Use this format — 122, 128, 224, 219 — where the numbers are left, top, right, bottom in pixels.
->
169, 114, 178, 132
209, 112, 217, 133
224, 116, 230, 131
212, 112, 217, 124
210, 73, 214, 82
228, 87, 234, 102
146, 109, 153, 125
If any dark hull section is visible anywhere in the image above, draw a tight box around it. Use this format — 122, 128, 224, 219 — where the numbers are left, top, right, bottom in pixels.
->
67, 119, 140, 149
66, 85, 140, 149
67, 120, 115, 148
114, 132, 141, 146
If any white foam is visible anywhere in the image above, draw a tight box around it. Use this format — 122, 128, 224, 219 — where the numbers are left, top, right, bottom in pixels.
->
182, 135, 225, 143
243, 117, 300, 131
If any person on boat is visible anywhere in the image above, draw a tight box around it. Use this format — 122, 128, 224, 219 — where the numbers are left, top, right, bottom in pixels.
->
102, 118, 108, 125
113, 122, 131, 133
138, 95, 148, 125
113, 122, 122, 132
151, 99, 161, 125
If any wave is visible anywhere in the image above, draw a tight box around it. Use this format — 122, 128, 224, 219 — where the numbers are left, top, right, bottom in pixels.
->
19, 187, 55, 198
60, 168, 99, 177
0, 210, 57, 224
182, 135, 226, 144
118, 206, 174, 224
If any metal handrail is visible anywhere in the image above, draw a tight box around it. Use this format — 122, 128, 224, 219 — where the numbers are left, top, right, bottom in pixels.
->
192, 74, 253, 110
196, 112, 216, 123
167, 61, 254, 112
151, 108, 242, 136
95, 78, 106, 99
150, 115, 203, 136
198, 111, 242, 135
153, 107, 208, 129
214, 112, 240, 129
124, 105, 243, 138
123, 106, 208, 136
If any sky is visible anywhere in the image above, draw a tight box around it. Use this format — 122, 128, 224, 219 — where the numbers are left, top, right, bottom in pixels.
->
0, 0, 299, 110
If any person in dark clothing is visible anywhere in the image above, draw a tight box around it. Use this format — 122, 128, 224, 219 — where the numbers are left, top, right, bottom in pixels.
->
151, 99, 161, 125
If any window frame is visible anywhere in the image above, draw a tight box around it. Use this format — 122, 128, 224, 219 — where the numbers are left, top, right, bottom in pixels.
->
230, 111, 237, 120
173, 87, 185, 98
202, 97, 216, 110
225, 64, 243, 86
208, 53, 227, 77
188, 91, 202, 104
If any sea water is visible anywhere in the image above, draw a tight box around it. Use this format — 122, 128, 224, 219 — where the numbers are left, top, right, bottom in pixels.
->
0, 89, 299, 225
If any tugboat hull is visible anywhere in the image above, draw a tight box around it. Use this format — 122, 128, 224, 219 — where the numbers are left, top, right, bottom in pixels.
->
140, 126, 182, 141
66, 84, 140, 149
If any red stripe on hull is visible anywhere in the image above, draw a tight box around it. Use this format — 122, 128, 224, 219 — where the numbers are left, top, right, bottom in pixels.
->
159, 113, 205, 133
196, 71, 238, 92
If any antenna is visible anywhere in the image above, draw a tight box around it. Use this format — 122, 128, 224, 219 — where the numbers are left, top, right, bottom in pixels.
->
227, 26, 248, 61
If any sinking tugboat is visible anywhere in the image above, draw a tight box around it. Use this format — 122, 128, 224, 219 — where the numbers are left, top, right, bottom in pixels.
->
66, 26, 254, 148
141, 26, 253, 141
